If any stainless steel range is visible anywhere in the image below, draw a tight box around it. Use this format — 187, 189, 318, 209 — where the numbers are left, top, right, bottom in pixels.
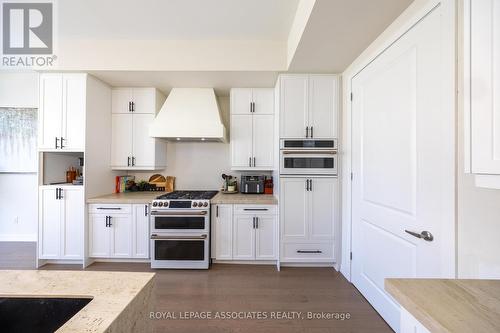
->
150, 190, 218, 269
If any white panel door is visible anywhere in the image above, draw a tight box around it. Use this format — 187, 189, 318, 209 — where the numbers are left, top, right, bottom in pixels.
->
62, 74, 86, 151
133, 204, 150, 258
232, 215, 255, 260
309, 178, 336, 241
255, 215, 277, 260
470, 0, 500, 174
252, 88, 274, 115
39, 74, 63, 150
215, 204, 233, 260
309, 76, 337, 138
351, 6, 454, 331
252, 114, 274, 169
280, 178, 308, 242
39, 187, 61, 259
280, 76, 308, 138
89, 214, 110, 257
112, 88, 133, 114
231, 115, 253, 168
60, 187, 83, 259
132, 88, 155, 114
111, 114, 133, 168
132, 114, 155, 168
231, 88, 253, 114
110, 214, 133, 257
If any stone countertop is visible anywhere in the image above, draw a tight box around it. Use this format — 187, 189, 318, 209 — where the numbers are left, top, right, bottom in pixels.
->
211, 192, 278, 205
0, 270, 155, 333
87, 192, 168, 204
385, 278, 500, 333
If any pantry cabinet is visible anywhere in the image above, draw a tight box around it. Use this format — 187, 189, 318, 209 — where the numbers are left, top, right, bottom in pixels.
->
38, 186, 83, 259
230, 88, 274, 170
88, 204, 150, 259
280, 177, 337, 263
110, 87, 167, 170
278, 74, 338, 139
464, 0, 500, 188
213, 204, 277, 261
38, 73, 86, 151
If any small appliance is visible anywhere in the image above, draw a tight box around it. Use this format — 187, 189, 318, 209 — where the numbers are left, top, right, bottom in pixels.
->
240, 175, 266, 194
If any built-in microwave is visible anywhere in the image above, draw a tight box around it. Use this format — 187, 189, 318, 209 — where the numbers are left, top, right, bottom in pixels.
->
280, 150, 337, 175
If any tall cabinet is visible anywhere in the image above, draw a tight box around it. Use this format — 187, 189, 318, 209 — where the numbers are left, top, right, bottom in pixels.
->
230, 88, 275, 170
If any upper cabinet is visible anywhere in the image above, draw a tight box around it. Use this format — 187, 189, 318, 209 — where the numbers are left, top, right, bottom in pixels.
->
110, 87, 167, 170
278, 75, 339, 139
230, 88, 274, 170
464, 0, 500, 188
39, 73, 86, 151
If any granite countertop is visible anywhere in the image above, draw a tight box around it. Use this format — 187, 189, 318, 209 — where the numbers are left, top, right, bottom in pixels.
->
385, 278, 500, 333
0, 270, 155, 332
87, 191, 168, 204
211, 192, 278, 205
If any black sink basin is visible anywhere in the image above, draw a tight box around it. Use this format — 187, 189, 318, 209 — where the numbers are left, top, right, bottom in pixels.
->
0, 297, 92, 333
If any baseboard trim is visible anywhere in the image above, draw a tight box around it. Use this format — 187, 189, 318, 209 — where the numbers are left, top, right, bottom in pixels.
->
212, 260, 277, 265
92, 258, 151, 263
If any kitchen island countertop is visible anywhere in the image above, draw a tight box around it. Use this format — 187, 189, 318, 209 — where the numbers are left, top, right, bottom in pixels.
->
211, 192, 277, 205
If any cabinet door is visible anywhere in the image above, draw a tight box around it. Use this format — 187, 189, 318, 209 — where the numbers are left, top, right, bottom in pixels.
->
110, 214, 133, 257
39, 74, 63, 150
39, 187, 61, 259
231, 115, 253, 168
111, 114, 133, 168
232, 215, 255, 260
280, 178, 308, 242
280, 76, 308, 138
132, 114, 155, 168
133, 204, 150, 258
255, 215, 277, 260
252, 89, 274, 115
62, 74, 86, 150
308, 76, 337, 138
215, 205, 233, 260
132, 88, 156, 114
61, 187, 83, 259
112, 88, 133, 114
309, 178, 336, 241
231, 88, 253, 114
252, 114, 274, 169
89, 214, 110, 257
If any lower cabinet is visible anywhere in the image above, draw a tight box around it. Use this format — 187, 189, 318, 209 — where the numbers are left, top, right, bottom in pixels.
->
214, 204, 277, 261
88, 204, 150, 259
400, 308, 431, 333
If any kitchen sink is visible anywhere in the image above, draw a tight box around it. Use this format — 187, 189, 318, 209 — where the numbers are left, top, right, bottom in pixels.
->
0, 297, 92, 333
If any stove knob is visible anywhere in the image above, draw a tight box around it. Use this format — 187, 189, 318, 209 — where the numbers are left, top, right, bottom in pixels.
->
192, 202, 198, 207
158, 202, 163, 207
203, 202, 208, 207
152, 202, 158, 207
164, 201, 168, 207
198, 202, 203, 207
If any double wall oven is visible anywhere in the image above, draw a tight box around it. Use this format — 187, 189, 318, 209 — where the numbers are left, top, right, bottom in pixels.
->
280, 139, 338, 175
150, 191, 217, 269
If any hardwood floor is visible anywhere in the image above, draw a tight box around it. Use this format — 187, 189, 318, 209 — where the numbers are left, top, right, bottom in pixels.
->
0, 242, 36, 269
0, 242, 392, 333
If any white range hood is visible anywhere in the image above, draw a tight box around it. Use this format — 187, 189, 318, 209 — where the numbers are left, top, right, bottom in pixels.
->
149, 88, 227, 142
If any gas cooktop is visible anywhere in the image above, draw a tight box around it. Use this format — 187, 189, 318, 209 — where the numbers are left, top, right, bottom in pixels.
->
155, 190, 219, 200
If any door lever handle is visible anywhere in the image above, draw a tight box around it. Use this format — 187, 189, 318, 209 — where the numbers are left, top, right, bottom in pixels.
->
405, 230, 434, 242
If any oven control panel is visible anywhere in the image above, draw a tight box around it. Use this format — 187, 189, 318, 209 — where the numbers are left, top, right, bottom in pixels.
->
151, 200, 210, 209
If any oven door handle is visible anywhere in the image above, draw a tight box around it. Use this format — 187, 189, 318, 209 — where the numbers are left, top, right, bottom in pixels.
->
281, 150, 337, 155
150, 211, 208, 216
150, 234, 207, 240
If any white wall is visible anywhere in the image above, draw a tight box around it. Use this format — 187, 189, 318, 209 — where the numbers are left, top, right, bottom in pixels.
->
0, 71, 38, 241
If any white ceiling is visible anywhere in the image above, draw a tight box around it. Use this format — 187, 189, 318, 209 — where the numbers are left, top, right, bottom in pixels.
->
58, 0, 299, 40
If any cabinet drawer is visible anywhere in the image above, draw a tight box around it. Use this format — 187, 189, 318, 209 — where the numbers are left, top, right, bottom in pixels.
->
234, 205, 277, 215
282, 242, 334, 262
89, 204, 132, 214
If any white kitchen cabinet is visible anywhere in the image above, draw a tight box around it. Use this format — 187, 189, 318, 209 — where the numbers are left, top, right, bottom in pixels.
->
111, 87, 166, 170
255, 215, 277, 260
232, 215, 255, 260
214, 204, 233, 260
230, 88, 274, 170
38, 186, 83, 260
280, 177, 337, 263
88, 204, 150, 259
38, 73, 86, 151
464, 0, 500, 188
278, 74, 338, 139
400, 308, 431, 333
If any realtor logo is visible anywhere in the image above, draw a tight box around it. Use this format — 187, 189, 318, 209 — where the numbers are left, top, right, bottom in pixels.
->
2, 2, 53, 54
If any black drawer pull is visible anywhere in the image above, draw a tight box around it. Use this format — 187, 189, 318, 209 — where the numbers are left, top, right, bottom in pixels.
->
243, 208, 268, 211
97, 207, 122, 210
297, 250, 322, 254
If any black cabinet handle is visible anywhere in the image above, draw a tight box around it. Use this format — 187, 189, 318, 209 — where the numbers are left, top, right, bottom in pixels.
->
131, 101, 135, 112
127, 157, 131, 166
128, 101, 132, 112
297, 250, 322, 254
108, 216, 112, 227
216, 205, 219, 217
306, 126, 309, 138
243, 208, 268, 211
105, 216, 108, 227
55, 188, 59, 200
132, 156, 136, 166
144, 204, 148, 216
255, 217, 259, 229
309, 179, 313, 191
60, 137, 65, 149
55, 137, 59, 149
97, 207, 122, 210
